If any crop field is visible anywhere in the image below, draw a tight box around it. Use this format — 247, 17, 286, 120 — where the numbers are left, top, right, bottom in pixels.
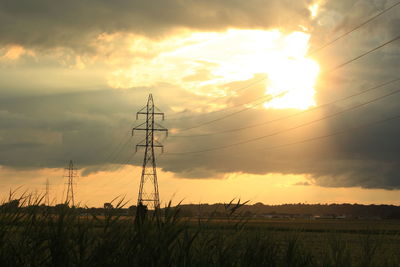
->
0, 198, 399, 267
182, 217, 400, 265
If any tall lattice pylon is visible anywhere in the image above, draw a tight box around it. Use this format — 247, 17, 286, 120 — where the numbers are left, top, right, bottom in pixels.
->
132, 94, 168, 209
45, 178, 50, 206
65, 160, 77, 206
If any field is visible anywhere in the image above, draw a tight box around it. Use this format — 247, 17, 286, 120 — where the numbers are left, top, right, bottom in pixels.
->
191, 218, 400, 264
0, 198, 399, 267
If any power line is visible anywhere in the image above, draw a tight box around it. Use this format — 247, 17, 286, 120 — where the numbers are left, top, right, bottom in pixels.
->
101, 150, 136, 178
165, 113, 400, 157
112, 150, 137, 173
326, 34, 400, 73
166, 76, 267, 121
103, 136, 133, 165
171, 78, 400, 138
96, 151, 137, 189
98, 121, 136, 163
77, 116, 161, 191
178, 91, 288, 132
173, 35, 400, 133
76, 136, 136, 191
255, 113, 400, 153
165, 3, 399, 123
77, 121, 137, 175
165, 86, 400, 155
309, 1, 400, 55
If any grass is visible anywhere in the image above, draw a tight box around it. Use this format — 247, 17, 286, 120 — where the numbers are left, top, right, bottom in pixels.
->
0, 194, 399, 267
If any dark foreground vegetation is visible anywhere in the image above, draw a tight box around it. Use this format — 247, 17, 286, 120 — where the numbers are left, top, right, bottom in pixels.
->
0, 195, 399, 267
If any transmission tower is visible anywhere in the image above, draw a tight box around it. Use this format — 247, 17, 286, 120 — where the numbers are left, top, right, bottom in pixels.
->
45, 178, 50, 206
132, 94, 168, 209
65, 160, 77, 206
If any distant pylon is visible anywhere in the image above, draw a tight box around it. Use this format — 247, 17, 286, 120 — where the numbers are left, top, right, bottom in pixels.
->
45, 178, 50, 206
65, 160, 77, 206
132, 94, 168, 209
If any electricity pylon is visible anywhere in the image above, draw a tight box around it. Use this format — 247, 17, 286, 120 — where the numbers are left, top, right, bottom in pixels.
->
132, 94, 168, 209
45, 178, 50, 206
65, 160, 77, 206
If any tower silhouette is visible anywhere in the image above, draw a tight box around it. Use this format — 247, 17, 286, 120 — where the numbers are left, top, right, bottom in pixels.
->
45, 178, 50, 206
132, 94, 168, 209
65, 160, 77, 206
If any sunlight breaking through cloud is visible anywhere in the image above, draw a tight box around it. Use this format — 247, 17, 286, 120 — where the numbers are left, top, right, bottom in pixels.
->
106, 29, 319, 110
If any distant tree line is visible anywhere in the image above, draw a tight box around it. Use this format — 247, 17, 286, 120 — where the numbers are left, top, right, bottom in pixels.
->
2, 200, 400, 219
176, 202, 400, 219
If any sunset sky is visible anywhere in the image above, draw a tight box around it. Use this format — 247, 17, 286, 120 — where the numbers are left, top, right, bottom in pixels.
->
0, 0, 400, 207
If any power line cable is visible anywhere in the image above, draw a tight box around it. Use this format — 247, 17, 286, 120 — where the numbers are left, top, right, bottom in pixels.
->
165, 86, 400, 155
165, 113, 400, 157
309, 1, 400, 55
165, 3, 400, 123
78, 121, 135, 165
104, 136, 133, 165
177, 91, 288, 132
97, 151, 137, 188
171, 78, 400, 138
255, 113, 400, 153
173, 35, 400, 133
166, 76, 267, 121
110, 151, 137, 173
326, 34, 400, 73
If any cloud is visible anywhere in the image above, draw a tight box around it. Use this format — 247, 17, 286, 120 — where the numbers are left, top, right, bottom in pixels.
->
0, 0, 313, 52
1, 74, 400, 190
293, 181, 312, 186
1, 0, 400, 192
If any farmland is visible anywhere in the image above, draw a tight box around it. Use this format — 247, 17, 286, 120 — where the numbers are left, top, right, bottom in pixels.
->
0, 197, 399, 267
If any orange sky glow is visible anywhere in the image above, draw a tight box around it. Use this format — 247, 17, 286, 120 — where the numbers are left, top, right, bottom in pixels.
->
1, 165, 399, 207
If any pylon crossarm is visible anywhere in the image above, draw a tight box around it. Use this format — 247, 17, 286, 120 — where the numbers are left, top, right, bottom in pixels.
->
132, 122, 146, 135
134, 127, 168, 132
137, 144, 164, 148
137, 111, 165, 117
133, 128, 148, 132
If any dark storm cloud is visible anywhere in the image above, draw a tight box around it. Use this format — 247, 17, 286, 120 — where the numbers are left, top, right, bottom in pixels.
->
0, 0, 311, 51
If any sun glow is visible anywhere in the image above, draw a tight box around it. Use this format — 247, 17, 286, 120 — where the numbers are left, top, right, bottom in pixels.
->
106, 29, 320, 110
263, 32, 320, 110
264, 58, 319, 110
264, 32, 319, 109
309, 3, 320, 19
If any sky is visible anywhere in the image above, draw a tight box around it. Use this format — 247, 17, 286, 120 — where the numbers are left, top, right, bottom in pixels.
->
0, 0, 400, 207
